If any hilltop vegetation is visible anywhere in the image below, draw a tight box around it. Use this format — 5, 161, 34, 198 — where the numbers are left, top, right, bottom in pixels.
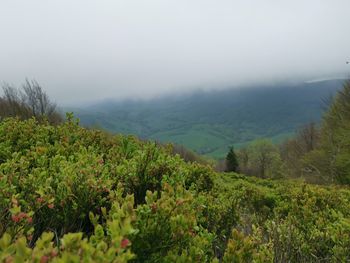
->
0, 116, 350, 262
70, 79, 343, 158
1, 79, 350, 262
233, 80, 350, 185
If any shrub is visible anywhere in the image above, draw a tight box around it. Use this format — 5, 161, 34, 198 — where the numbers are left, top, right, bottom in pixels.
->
0, 117, 349, 262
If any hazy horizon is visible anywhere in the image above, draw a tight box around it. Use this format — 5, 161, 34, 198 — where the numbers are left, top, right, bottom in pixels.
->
1, 0, 350, 105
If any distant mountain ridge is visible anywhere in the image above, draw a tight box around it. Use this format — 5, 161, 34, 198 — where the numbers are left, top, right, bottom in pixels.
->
67, 79, 345, 159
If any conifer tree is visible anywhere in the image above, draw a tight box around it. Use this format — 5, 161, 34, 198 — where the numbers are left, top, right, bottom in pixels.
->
225, 146, 239, 172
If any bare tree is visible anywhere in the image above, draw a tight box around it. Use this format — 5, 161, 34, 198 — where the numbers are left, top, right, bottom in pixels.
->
297, 122, 319, 153
1, 83, 30, 119
0, 80, 62, 124
280, 122, 320, 178
237, 147, 249, 173
21, 79, 58, 118
237, 139, 282, 178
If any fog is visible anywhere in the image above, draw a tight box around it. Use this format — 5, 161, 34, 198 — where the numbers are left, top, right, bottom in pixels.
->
0, 0, 349, 105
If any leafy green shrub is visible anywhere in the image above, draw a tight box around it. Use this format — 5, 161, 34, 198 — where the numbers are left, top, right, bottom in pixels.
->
0, 197, 136, 262
0, 116, 349, 262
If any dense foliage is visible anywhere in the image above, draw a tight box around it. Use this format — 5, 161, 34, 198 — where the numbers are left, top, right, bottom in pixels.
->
237, 139, 284, 179
273, 80, 350, 185
303, 80, 350, 184
235, 81, 350, 186
0, 116, 349, 262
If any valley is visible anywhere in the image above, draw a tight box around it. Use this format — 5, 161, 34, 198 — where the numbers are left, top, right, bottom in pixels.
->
69, 79, 344, 158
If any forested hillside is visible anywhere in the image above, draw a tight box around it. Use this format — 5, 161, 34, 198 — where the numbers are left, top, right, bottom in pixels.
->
69, 79, 343, 158
0, 116, 349, 262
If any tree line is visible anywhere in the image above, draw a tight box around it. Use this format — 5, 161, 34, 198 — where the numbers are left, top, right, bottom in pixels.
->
224, 80, 350, 185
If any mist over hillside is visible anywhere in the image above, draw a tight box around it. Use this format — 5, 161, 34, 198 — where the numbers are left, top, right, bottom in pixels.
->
67, 79, 344, 159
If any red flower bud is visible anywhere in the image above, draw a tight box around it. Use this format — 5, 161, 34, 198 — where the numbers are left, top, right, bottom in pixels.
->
176, 199, 185, 206
51, 250, 58, 257
11, 215, 20, 223
27, 217, 33, 224
120, 238, 130, 249
48, 203, 54, 209
18, 212, 27, 219
150, 203, 157, 213
5, 256, 14, 263
40, 255, 49, 263
37, 197, 44, 203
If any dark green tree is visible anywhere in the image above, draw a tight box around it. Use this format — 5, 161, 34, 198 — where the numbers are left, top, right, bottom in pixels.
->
225, 146, 239, 172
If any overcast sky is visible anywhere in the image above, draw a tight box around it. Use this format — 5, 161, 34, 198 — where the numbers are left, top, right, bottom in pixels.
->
0, 0, 349, 105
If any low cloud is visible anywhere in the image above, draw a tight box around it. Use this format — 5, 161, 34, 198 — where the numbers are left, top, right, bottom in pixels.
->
0, 0, 349, 105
